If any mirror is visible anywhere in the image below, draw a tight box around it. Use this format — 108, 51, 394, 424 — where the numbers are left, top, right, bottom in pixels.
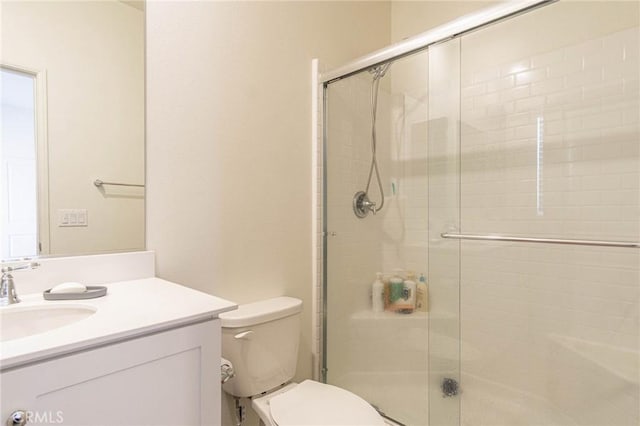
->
1, 0, 145, 261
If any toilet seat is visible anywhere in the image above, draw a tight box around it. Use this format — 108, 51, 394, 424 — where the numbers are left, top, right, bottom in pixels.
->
259, 380, 386, 426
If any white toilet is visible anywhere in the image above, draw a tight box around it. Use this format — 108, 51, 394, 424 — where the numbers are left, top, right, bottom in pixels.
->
219, 296, 386, 426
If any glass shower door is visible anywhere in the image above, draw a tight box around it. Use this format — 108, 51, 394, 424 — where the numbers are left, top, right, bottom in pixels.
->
324, 1, 639, 425
456, 2, 640, 425
323, 47, 448, 426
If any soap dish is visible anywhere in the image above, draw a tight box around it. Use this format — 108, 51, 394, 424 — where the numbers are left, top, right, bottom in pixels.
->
43, 286, 107, 301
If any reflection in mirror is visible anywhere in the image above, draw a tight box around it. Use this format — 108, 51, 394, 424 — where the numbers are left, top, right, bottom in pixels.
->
0, 0, 145, 261
1, 68, 38, 258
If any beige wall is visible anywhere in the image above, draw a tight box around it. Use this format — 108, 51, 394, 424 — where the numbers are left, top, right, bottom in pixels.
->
391, 0, 497, 43
145, 2, 389, 425
1, 1, 145, 256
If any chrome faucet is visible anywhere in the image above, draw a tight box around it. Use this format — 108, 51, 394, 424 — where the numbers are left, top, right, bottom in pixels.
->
353, 191, 378, 218
1, 262, 39, 306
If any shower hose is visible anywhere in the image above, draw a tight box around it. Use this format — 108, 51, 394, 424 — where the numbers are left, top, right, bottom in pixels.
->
364, 63, 390, 214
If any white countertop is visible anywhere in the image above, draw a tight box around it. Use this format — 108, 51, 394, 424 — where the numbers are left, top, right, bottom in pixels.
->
0, 277, 237, 370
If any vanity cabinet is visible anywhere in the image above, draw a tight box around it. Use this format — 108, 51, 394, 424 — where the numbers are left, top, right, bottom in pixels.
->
1, 320, 220, 426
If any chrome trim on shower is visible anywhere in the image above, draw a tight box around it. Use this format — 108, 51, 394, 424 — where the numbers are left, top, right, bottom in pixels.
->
441, 233, 640, 248
353, 191, 376, 218
94, 179, 145, 188
320, 0, 556, 84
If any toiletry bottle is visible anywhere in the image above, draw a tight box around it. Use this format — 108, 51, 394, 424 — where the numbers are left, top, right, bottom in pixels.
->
388, 272, 405, 312
402, 272, 417, 314
416, 273, 428, 312
372, 272, 384, 313
383, 274, 390, 310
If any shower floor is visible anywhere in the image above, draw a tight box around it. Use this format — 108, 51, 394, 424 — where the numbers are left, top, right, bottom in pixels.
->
461, 374, 577, 426
334, 371, 578, 426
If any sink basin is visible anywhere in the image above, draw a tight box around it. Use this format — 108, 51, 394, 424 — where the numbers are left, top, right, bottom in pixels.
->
1, 304, 97, 342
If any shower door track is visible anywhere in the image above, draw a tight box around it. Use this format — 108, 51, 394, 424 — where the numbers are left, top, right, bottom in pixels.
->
441, 233, 640, 249
320, 0, 557, 84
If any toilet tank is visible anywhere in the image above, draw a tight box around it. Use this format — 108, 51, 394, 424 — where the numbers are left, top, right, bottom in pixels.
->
220, 297, 302, 398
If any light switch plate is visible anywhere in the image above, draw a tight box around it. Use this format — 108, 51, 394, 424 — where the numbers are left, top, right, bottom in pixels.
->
58, 209, 88, 227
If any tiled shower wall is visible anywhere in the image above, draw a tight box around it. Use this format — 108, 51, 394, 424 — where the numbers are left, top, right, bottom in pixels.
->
458, 2, 639, 424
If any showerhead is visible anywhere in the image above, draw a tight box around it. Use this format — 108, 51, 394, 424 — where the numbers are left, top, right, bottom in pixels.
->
369, 62, 392, 80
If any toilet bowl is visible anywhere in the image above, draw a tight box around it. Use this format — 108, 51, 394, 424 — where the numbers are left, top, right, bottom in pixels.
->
219, 297, 386, 426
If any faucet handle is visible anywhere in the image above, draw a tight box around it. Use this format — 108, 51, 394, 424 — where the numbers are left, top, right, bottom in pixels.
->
1, 262, 38, 306
1, 273, 20, 305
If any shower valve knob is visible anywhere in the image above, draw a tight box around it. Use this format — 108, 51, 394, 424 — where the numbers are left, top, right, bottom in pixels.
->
365, 200, 376, 213
353, 191, 379, 218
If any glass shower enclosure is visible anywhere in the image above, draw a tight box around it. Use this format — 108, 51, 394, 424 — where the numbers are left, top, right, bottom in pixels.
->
322, 1, 639, 425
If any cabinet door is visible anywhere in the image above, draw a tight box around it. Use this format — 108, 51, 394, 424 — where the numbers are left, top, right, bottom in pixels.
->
1, 320, 220, 426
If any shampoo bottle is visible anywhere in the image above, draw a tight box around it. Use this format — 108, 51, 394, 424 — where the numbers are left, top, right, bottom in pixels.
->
402, 272, 417, 314
416, 273, 428, 312
372, 272, 384, 313
388, 272, 405, 312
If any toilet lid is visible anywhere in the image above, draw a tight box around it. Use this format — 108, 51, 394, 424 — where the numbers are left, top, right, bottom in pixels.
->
269, 380, 386, 426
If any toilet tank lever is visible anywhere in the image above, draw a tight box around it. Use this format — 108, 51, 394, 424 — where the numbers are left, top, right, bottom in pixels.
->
234, 330, 254, 340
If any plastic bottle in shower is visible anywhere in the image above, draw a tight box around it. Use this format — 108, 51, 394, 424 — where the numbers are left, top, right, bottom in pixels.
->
402, 272, 417, 314
371, 272, 384, 313
388, 272, 405, 312
416, 273, 428, 313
